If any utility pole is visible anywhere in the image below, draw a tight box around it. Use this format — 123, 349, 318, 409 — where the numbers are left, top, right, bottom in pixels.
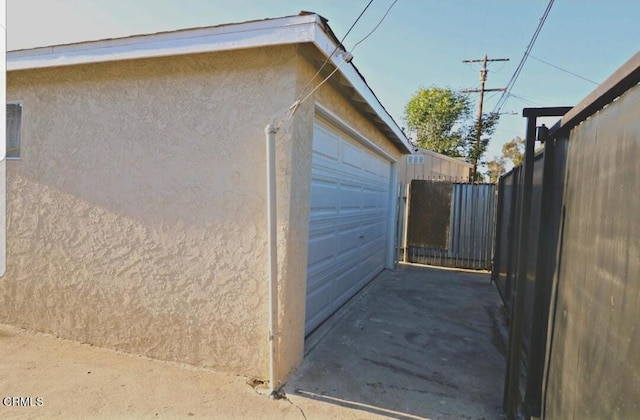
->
461, 55, 509, 181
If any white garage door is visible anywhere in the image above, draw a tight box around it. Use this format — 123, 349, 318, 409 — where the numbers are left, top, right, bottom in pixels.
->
306, 119, 392, 334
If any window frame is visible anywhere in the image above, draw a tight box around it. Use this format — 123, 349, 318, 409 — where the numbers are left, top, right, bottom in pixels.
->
6, 101, 23, 160
407, 154, 424, 165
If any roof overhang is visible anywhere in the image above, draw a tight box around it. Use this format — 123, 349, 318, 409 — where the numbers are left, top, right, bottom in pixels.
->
8, 13, 413, 154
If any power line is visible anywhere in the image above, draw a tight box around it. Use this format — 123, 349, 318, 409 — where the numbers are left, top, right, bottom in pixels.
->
530, 55, 599, 85
296, 0, 399, 108
507, 93, 541, 106
351, 0, 399, 50
493, 0, 555, 114
273, 0, 399, 127
297, 0, 375, 102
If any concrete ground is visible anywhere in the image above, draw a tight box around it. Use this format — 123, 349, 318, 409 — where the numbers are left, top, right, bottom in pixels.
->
1, 264, 506, 419
286, 264, 507, 420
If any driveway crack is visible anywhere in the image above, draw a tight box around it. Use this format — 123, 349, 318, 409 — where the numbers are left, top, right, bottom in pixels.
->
283, 395, 307, 420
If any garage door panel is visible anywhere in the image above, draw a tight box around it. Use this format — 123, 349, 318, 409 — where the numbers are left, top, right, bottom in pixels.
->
341, 174, 382, 187
342, 142, 364, 170
337, 227, 363, 253
309, 181, 339, 212
363, 154, 378, 175
334, 263, 367, 300
339, 186, 362, 210
307, 232, 336, 267
362, 189, 380, 209
305, 283, 334, 328
306, 119, 392, 335
361, 236, 387, 255
306, 259, 339, 288
361, 223, 381, 242
313, 126, 340, 160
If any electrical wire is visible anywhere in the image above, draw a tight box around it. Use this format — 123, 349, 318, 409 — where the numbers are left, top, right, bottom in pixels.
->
297, 0, 375, 103
529, 55, 599, 85
295, 0, 399, 113
507, 93, 540, 106
485, 91, 501, 102
491, 60, 510, 74
493, 0, 555, 114
350, 0, 398, 50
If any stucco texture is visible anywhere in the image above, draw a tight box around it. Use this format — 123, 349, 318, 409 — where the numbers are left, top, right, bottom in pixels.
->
3, 45, 309, 380
3, 42, 404, 385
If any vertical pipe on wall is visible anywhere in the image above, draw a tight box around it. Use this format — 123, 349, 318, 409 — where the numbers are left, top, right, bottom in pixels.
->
265, 124, 278, 396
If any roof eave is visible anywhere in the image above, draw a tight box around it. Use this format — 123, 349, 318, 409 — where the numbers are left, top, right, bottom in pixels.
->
7, 14, 319, 71
7, 13, 413, 154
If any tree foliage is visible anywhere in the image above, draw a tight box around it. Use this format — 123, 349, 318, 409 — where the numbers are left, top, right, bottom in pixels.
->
403, 87, 471, 157
486, 157, 506, 183
484, 136, 525, 183
502, 136, 525, 166
464, 112, 500, 181
404, 87, 500, 180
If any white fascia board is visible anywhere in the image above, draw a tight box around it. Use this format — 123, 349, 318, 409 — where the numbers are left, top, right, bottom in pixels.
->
7, 15, 318, 71
311, 25, 413, 154
8, 12, 411, 154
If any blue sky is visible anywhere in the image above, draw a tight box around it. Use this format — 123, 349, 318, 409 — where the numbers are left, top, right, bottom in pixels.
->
8, 0, 640, 172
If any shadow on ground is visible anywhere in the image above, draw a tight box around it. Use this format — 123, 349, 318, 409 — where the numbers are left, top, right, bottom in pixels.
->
285, 264, 507, 420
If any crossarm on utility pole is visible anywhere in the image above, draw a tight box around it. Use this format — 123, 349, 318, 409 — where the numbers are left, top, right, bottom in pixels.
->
461, 55, 509, 180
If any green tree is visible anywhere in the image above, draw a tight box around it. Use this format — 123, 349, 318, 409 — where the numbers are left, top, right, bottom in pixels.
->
502, 136, 525, 166
486, 157, 506, 183
463, 112, 500, 181
403, 87, 471, 157
483, 136, 525, 183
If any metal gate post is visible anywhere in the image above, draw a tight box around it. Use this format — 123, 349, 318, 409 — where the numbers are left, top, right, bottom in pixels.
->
492, 178, 505, 284
503, 107, 572, 419
402, 182, 411, 263
504, 112, 537, 419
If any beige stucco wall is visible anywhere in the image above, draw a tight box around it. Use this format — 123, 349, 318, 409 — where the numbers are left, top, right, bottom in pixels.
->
3, 45, 313, 382
264, 46, 405, 385
3, 42, 406, 386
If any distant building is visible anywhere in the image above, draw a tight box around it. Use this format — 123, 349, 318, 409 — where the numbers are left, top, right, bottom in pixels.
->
398, 147, 472, 184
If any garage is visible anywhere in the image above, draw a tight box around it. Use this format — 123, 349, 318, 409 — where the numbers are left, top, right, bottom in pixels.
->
305, 117, 393, 334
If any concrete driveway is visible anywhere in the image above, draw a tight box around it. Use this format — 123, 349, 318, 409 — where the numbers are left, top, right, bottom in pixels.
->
286, 264, 507, 420
1, 264, 506, 419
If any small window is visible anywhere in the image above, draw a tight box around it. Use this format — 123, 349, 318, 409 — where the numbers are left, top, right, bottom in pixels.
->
407, 155, 424, 165
6, 103, 22, 159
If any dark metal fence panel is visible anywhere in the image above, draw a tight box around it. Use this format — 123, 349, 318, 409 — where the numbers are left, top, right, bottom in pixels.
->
404, 180, 497, 270
499, 107, 574, 419
498, 53, 640, 420
521, 154, 545, 356
543, 82, 640, 419
524, 131, 570, 416
508, 166, 523, 305
492, 165, 522, 310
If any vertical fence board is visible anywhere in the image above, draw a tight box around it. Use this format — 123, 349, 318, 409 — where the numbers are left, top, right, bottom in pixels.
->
403, 180, 497, 270
544, 84, 640, 419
